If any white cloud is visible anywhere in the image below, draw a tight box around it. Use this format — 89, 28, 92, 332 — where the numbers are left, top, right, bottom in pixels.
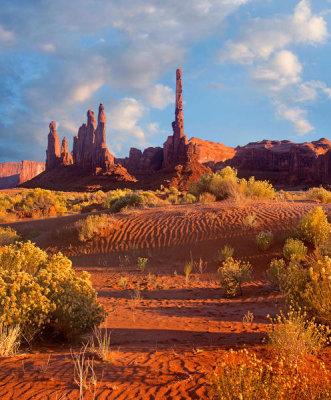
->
220, 0, 328, 64
219, 0, 329, 135
40, 43, 56, 53
276, 103, 314, 134
69, 80, 103, 104
142, 84, 174, 109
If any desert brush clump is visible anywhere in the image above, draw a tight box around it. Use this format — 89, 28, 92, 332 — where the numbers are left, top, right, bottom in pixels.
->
199, 192, 216, 203
266, 258, 286, 288
283, 238, 307, 262
217, 245, 234, 263
218, 257, 252, 297
295, 206, 330, 247
75, 214, 117, 242
189, 167, 275, 201
0, 241, 105, 342
276, 254, 331, 325
180, 193, 197, 204
305, 187, 331, 204
208, 349, 331, 400
108, 193, 143, 213
256, 231, 274, 251
0, 323, 21, 357
268, 308, 330, 361
0, 226, 20, 246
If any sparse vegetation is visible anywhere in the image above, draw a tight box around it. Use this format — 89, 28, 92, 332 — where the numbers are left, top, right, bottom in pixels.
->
189, 167, 275, 201
305, 187, 331, 204
108, 193, 143, 213
218, 257, 252, 297
184, 259, 194, 283
137, 257, 148, 272
0, 241, 105, 342
208, 349, 331, 400
244, 213, 258, 228
181, 193, 197, 204
89, 327, 112, 362
217, 245, 234, 263
295, 206, 330, 247
268, 309, 329, 360
0, 323, 21, 357
199, 192, 216, 203
283, 238, 307, 262
75, 214, 116, 242
0, 226, 20, 246
266, 258, 286, 288
256, 231, 274, 251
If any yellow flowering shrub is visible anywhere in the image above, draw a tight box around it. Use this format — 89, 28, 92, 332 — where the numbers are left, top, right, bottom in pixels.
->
0, 226, 20, 246
0, 241, 104, 341
296, 206, 330, 247
208, 349, 331, 400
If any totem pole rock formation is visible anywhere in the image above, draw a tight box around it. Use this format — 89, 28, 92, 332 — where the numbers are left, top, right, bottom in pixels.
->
163, 69, 193, 168
72, 104, 114, 170
46, 104, 114, 172
60, 137, 73, 166
46, 121, 61, 169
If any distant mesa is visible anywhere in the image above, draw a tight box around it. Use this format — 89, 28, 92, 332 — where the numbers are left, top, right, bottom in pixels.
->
0, 161, 45, 189
17, 69, 331, 191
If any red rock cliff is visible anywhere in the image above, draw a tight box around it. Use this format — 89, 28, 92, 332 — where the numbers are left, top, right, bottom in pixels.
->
0, 161, 45, 189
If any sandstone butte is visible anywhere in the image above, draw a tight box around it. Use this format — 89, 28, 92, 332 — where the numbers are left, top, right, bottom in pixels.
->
0, 161, 45, 189
16, 69, 331, 191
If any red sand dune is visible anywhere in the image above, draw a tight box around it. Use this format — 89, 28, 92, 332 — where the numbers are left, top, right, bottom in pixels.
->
1, 201, 330, 399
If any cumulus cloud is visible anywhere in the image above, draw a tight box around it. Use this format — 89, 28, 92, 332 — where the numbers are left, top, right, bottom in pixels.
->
142, 84, 174, 110
0, 0, 257, 161
220, 0, 329, 135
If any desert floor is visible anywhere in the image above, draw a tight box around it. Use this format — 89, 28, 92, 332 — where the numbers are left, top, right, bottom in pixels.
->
1, 200, 330, 399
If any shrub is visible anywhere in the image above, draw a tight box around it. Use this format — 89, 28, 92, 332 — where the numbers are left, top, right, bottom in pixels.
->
217, 245, 234, 263
296, 207, 330, 247
0, 323, 20, 357
137, 257, 148, 272
0, 241, 105, 341
278, 256, 331, 325
266, 258, 286, 288
243, 176, 276, 200
283, 238, 307, 262
268, 309, 329, 360
181, 193, 196, 204
139, 191, 162, 206
244, 213, 258, 228
256, 231, 273, 251
14, 189, 67, 217
189, 167, 276, 202
306, 187, 331, 204
102, 189, 132, 209
199, 192, 216, 203
218, 257, 252, 297
0, 226, 20, 246
184, 259, 194, 283
165, 193, 179, 204
75, 214, 116, 242
109, 194, 143, 213
208, 349, 331, 400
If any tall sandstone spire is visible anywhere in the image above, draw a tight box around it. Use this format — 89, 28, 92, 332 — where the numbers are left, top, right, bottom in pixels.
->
162, 69, 189, 168
60, 137, 73, 166
46, 121, 61, 169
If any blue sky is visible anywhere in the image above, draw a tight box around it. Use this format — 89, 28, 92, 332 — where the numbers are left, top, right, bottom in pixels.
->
0, 0, 331, 163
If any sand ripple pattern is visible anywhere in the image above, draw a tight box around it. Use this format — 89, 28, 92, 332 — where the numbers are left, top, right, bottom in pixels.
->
72, 202, 330, 255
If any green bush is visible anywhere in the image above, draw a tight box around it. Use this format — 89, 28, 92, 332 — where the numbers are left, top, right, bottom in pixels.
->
75, 214, 117, 242
306, 187, 331, 204
266, 258, 286, 288
296, 207, 330, 247
102, 189, 133, 209
283, 238, 307, 262
109, 193, 143, 213
0, 241, 104, 341
218, 257, 252, 297
256, 231, 274, 251
0, 226, 20, 246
